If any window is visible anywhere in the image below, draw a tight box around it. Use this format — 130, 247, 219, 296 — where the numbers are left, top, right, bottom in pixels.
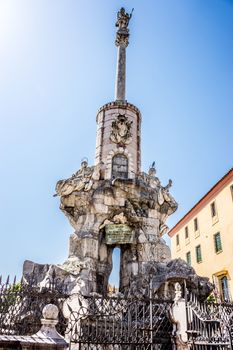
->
194, 218, 198, 231
196, 245, 202, 263
210, 201, 217, 217
112, 154, 128, 179
176, 234, 179, 246
185, 226, 189, 239
186, 251, 191, 265
220, 276, 230, 302
214, 232, 222, 253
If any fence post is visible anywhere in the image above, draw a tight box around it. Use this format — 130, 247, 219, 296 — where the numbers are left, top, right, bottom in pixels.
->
0, 303, 68, 350
171, 282, 188, 350
33, 303, 68, 348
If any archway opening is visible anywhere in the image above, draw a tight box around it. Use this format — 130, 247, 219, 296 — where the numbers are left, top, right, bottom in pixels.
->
108, 247, 121, 292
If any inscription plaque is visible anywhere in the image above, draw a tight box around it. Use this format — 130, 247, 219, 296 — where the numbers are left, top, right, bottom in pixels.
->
105, 224, 135, 245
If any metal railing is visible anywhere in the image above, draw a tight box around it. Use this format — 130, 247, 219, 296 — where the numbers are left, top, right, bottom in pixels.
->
186, 291, 233, 349
0, 273, 68, 335
65, 293, 174, 349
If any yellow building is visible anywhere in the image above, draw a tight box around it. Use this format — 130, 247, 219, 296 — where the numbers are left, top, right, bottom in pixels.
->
168, 168, 233, 302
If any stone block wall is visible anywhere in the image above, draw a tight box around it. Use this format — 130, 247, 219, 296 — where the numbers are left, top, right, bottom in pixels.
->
95, 101, 141, 179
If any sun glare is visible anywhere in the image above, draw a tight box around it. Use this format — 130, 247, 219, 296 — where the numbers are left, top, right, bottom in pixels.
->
0, 1, 19, 48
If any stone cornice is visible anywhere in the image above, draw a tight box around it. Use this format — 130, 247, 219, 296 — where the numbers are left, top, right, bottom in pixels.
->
97, 101, 141, 120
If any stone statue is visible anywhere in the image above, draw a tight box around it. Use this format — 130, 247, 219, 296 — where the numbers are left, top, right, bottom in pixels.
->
55, 160, 101, 197
147, 164, 161, 189
115, 8, 133, 48
157, 179, 178, 236
158, 179, 173, 206
115, 8, 133, 30
110, 114, 132, 145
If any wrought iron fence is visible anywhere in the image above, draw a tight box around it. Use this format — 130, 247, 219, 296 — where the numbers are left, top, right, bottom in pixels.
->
7, 272, 233, 350
0, 273, 68, 336
65, 293, 174, 349
186, 291, 233, 350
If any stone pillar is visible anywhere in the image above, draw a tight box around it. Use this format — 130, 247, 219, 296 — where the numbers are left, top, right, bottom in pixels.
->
171, 283, 189, 350
114, 7, 132, 101
115, 46, 126, 101
95, 9, 141, 178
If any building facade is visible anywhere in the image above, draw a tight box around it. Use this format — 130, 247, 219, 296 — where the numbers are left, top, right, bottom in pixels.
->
169, 168, 233, 301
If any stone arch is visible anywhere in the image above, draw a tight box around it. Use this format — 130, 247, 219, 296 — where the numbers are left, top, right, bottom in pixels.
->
105, 147, 134, 179
108, 247, 121, 290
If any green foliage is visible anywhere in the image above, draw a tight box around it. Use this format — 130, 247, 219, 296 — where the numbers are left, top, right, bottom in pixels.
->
206, 292, 217, 303
0, 282, 22, 311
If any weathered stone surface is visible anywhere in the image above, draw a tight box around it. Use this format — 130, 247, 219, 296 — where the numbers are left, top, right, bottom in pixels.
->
127, 258, 213, 300
22, 138, 212, 299
23, 260, 82, 294
23, 161, 179, 296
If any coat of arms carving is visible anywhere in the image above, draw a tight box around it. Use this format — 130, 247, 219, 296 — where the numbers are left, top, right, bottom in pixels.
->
110, 114, 132, 145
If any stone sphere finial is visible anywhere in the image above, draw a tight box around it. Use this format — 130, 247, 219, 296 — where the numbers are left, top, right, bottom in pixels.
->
42, 304, 59, 320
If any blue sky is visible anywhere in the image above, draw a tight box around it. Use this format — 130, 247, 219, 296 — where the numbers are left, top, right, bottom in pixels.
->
0, 0, 232, 285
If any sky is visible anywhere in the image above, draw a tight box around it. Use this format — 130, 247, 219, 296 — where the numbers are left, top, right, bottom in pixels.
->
0, 0, 232, 286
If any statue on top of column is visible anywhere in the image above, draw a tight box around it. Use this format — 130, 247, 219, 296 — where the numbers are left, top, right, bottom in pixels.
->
115, 8, 133, 48
116, 8, 133, 30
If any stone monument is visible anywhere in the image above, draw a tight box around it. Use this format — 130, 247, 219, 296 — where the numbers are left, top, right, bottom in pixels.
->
23, 8, 212, 299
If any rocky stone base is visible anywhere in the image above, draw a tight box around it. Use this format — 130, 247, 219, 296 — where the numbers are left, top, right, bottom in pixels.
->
23, 257, 213, 300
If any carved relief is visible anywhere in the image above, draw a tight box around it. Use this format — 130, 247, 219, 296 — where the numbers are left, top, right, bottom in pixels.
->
110, 115, 132, 145
55, 160, 102, 197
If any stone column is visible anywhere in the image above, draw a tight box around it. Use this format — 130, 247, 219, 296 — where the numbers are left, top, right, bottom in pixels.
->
114, 8, 132, 101
115, 45, 126, 101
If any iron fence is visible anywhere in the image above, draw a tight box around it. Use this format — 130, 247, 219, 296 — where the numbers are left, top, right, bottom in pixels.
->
0, 273, 68, 336
6, 272, 233, 350
186, 291, 233, 350
65, 293, 174, 349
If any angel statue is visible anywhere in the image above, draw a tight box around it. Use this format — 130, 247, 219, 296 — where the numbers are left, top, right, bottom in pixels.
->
116, 8, 133, 30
